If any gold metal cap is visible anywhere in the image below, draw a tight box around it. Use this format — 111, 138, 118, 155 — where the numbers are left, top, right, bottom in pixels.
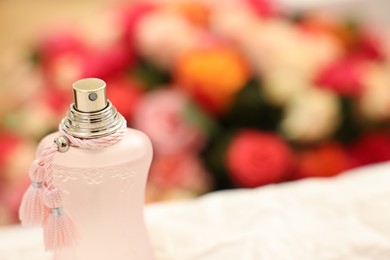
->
60, 78, 126, 139
73, 78, 107, 112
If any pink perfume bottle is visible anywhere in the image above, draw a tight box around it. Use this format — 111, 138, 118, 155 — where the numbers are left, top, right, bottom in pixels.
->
37, 78, 155, 259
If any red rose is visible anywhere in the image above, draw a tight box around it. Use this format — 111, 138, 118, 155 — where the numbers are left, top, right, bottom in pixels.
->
39, 88, 72, 116
356, 31, 385, 61
0, 132, 34, 183
106, 77, 143, 120
226, 130, 293, 188
38, 29, 85, 66
38, 30, 86, 90
81, 43, 135, 80
246, 0, 277, 18
295, 142, 353, 179
0, 132, 34, 223
350, 131, 390, 166
0, 178, 30, 223
0, 132, 21, 170
315, 56, 365, 97
39, 29, 135, 88
118, 2, 156, 45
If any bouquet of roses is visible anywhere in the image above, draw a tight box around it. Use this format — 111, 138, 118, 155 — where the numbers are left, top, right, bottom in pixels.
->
1, 0, 390, 224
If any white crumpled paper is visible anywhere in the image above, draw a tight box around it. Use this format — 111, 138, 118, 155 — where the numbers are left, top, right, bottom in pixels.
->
1, 163, 390, 260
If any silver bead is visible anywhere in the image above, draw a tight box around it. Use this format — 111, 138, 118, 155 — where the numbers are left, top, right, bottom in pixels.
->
31, 181, 43, 189
50, 207, 63, 216
55, 136, 70, 153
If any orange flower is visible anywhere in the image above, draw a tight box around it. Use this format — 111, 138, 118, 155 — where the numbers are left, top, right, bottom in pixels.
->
175, 47, 250, 115
172, 2, 210, 27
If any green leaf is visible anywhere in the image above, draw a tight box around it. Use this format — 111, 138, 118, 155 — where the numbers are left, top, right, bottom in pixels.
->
183, 100, 218, 138
200, 130, 235, 190
222, 79, 283, 131
130, 59, 171, 90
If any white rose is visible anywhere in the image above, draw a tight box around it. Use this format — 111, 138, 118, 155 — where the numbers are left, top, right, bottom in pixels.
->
262, 68, 310, 106
247, 20, 340, 74
281, 87, 340, 143
239, 20, 300, 73
359, 64, 390, 121
211, 6, 259, 45
135, 12, 201, 68
246, 20, 341, 106
230, 19, 340, 101
9, 100, 60, 140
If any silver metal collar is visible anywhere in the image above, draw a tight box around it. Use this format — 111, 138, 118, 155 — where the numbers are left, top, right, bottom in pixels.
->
60, 101, 125, 139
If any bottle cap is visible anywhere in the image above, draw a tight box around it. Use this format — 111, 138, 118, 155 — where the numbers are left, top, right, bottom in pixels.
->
73, 78, 107, 113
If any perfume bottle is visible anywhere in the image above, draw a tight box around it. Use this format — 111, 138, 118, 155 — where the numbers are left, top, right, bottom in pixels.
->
36, 78, 155, 259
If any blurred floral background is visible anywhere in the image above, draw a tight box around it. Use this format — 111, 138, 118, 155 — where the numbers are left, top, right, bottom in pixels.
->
1, 0, 390, 226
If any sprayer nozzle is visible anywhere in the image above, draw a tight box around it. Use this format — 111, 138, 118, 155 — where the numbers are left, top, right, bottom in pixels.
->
73, 78, 107, 113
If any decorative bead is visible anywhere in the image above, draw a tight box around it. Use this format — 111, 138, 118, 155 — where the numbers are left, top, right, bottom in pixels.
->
55, 136, 70, 153
50, 207, 63, 216
31, 181, 43, 189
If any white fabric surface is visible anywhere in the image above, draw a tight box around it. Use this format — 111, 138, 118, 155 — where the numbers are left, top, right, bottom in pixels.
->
1, 162, 390, 260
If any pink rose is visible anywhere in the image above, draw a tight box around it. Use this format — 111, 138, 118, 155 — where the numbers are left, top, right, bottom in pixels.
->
133, 89, 205, 154
226, 129, 293, 188
146, 153, 213, 202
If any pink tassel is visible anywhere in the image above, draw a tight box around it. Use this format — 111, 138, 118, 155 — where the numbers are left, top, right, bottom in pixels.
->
19, 183, 45, 226
44, 208, 79, 250
43, 188, 79, 250
19, 160, 46, 226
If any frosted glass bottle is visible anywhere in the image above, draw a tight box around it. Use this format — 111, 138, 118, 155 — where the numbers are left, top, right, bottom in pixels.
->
37, 78, 155, 260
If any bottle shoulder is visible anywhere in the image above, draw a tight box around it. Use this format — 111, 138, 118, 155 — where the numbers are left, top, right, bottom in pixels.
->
38, 128, 153, 168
